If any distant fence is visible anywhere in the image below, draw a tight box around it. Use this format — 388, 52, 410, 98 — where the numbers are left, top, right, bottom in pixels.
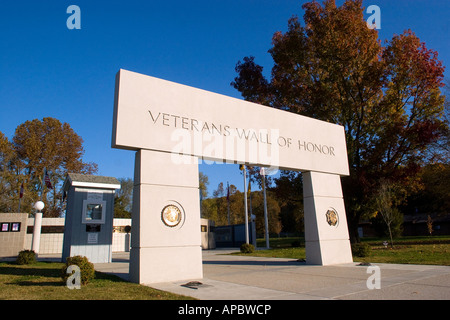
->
214, 222, 256, 248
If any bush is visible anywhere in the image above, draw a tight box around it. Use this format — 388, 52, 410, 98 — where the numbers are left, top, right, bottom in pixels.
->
16, 250, 37, 265
351, 243, 372, 257
61, 255, 95, 286
240, 243, 255, 254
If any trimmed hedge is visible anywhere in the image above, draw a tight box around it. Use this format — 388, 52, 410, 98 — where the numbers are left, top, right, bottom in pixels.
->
61, 255, 95, 286
240, 243, 255, 253
351, 243, 372, 257
16, 250, 37, 265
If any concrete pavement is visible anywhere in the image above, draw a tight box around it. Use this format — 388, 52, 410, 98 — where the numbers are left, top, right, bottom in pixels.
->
94, 249, 450, 300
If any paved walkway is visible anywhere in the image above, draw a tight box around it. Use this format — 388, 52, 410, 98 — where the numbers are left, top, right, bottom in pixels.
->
94, 249, 450, 300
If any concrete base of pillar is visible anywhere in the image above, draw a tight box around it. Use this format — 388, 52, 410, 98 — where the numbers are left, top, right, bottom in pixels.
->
129, 246, 203, 284
128, 150, 203, 284
303, 171, 353, 265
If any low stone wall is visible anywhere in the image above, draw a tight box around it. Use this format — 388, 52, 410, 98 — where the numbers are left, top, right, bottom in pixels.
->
25, 217, 132, 254
3, 216, 215, 256
0, 213, 29, 258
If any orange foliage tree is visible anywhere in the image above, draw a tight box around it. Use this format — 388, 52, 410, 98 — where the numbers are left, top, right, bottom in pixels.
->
231, 0, 446, 242
1, 117, 97, 216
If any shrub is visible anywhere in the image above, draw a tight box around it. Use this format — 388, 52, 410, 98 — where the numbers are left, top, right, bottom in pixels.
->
351, 243, 372, 257
16, 250, 37, 265
240, 243, 255, 254
61, 255, 95, 286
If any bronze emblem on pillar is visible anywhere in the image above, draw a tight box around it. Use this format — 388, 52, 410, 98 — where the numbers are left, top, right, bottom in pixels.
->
326, 209, 339, 227
161, 204, 183, 228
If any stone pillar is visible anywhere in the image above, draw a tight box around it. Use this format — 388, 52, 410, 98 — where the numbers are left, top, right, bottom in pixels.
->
303, 171, 353, 265
129, 149, 203, 284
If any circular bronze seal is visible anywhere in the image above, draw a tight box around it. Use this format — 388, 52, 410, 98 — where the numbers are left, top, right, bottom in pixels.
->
161, 204, 182, 227
326, 209, 339, 227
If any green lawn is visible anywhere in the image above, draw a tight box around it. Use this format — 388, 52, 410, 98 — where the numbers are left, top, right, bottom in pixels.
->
0, 261, 195, 300
2, 236, 448, 300
244, 236, 450, 266
360, 244, 450, 265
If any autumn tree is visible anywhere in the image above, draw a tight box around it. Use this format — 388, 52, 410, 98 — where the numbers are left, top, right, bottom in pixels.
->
401, 82, 450, 219
1, 117, 98, 216
270, 171, 304, 234
436, 81, 450, 161
232, 0, 446, 242
249, 191, 282, 236
202, 182, 241, 225
202, 180, 283, 236
212, 182, 242, 226
0, 132, 17, 212
403, 162, 450, 218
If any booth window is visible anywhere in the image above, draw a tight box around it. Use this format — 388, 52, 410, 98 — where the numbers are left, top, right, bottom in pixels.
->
87, 204, 102, 220
82, 200, 106, 224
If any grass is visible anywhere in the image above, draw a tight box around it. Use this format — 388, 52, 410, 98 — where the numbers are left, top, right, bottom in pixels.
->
256, 236, 303, 248
0, 261, 195, 300
357, 243, 450, 265
238, 235, 450, 266
2, 235, 448, 300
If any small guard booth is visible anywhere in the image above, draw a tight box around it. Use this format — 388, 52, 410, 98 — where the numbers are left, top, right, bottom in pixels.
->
62, 173, 120, 263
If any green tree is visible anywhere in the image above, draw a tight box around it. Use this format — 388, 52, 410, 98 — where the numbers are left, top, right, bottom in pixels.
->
202, 181, 248, 226
114, 196, 130, 218
199, 171, 210, 218
199, 172, 209, 199
232, 0, 446, 242
114, 177, 133, 218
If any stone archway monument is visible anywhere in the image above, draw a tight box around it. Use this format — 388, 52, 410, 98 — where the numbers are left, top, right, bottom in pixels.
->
112, 69, 353, 284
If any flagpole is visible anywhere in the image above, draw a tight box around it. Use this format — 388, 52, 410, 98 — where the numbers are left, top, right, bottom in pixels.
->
227, 181, 230, 225
33, 168, 47, 256
41, 168, 45, 201
18, 182, 23, 212
248, 180, 253, 221
199, 188, 203, 218
242, 165, 249, 244
248, 178, 255, 247
261, 168, 270, 249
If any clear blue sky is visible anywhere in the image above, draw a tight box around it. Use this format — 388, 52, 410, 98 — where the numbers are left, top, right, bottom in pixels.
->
1, 1, 449, 197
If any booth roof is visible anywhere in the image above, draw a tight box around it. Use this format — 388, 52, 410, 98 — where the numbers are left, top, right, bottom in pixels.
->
63, 173, 121, 190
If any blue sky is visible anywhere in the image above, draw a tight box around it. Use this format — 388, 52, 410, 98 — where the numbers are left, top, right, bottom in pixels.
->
0, 1, 449, 197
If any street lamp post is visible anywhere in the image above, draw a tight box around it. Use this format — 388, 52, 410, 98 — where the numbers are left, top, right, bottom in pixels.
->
32, 201, 44, 255
261, 169, 270, 249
